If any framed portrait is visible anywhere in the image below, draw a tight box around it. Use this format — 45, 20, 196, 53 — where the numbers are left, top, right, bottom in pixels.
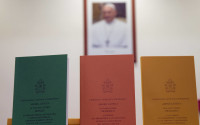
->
84, 0, 136, 61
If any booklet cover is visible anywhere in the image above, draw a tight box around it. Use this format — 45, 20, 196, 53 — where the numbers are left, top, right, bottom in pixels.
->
80, 55, 136, 125
12, 54, 68, 125
141, 56, 199, 125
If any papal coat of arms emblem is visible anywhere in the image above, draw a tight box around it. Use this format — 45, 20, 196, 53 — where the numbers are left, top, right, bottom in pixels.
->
165, 79, 176, 93
102, 79, 113, 93
35, 79, 46, 94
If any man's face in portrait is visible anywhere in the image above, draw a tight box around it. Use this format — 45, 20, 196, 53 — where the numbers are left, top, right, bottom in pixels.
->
102, 5, 117, 23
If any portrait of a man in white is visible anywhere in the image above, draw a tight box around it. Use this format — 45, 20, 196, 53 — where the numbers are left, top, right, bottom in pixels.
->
87, 2, 133, 55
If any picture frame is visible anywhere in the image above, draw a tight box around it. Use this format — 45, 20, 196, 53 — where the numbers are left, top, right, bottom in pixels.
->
84, 0, 136, 62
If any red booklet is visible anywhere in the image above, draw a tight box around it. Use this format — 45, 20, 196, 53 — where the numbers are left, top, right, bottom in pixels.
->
80, 55, 136, 125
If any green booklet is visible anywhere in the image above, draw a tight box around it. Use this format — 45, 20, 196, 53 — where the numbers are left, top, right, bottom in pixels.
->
12, 54, 68, 125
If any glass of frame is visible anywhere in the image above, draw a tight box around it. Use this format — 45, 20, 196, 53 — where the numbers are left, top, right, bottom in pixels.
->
84, 0, 136, 61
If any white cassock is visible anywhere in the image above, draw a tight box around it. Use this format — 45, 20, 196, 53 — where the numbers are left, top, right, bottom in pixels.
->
89, 19, 132, 55
92, 19, 127, 48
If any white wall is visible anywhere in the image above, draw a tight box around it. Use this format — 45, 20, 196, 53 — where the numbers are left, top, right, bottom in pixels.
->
0, 0, 200, 125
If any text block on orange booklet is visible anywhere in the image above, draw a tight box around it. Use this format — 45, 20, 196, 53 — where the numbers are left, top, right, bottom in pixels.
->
80, 55, 136, 125
141, 56, 199, 125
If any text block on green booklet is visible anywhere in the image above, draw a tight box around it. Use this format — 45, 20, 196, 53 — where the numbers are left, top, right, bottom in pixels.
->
12, 55, 68, 125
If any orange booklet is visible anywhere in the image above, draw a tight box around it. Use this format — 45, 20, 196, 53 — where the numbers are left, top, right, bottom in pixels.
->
80, 55, 136, 125
141, 56, 199, 125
